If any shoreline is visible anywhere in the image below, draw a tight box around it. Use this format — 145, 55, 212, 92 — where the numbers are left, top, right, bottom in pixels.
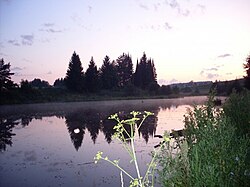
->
0, 95, 215, 117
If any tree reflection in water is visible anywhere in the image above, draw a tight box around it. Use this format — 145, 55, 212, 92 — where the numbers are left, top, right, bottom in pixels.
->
0, 106, 161, 152
0, 118, 18, 151
65, 112, 86, 151
0, 96, 209, 152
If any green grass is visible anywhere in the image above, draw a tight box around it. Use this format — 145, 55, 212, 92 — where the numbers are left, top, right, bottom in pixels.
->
157, 91, 250, 187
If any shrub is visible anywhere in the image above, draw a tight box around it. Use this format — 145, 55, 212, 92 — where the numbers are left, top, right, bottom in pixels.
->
157, 93, 250, 186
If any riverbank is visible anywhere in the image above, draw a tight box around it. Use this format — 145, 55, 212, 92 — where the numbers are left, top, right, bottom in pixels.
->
0, 86, 213, 105
0, 96, 215, 117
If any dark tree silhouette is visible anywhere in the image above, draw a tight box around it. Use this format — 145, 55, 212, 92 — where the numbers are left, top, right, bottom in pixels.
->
30, 78, 50, 88
244, 54, 250, 90
0, 58, 15, 91
85, 57, 99, 92
99, 56, 118, 89
64, 52, 84, 92
53, 78, 65, 88
0, 118, 18, 151
159, 85, 172, 95
116, 53, 133, 88
133, 52, 157, 89
20, 79, 32, 92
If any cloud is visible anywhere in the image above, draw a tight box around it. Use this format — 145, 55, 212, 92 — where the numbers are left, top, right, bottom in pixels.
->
8, 39, 20, 46
0, 52, 8, 57
11, 67, 23, 71
88, 6, 92, 14
217, 53, 232, 58
21, 34, 34, 46
47, 71, 52, 74
181, 9, 190, 17
207, 73, 219, 79
43, 23, 55, 27
168, 0, 179, 9
206, 67, 218, 71
40, 28, 63, 33
139, 3, 149, 10
158, 79, 168, 85
200, 67, 218, 76
169, 78, 178, 84
158, 78, 178, 85
200, 66, 220, 79
197, 4, 206, 13
164, 22, 173, 30
22, 58, 32, 63
40, 23, 64, 33
153, 3, 160, 11
71, 14, 91, 30
226, 72, 232, 75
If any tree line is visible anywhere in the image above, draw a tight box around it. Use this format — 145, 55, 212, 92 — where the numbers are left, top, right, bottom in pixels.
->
57, 51, 158, 93
1, 51, 250, 104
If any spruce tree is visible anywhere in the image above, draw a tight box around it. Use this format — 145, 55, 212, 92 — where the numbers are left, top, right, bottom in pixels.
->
0, 58, 15, 91
99, 56, 118, 89
116, 53, 133, 88
85, 57, 99, 92
133, 52, 157, 89
64, 51, 84, 92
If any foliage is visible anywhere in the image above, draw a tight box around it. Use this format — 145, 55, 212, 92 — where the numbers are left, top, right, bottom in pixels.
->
116, 53, 133, 88
157, 93, 250, 186
223, 89, 250, 136
94, 111, 169, 187
244, 53, 250, 89
29, 78, 50, 88
0, 58, 15, 91
85, 57, 99, 92
64, 51, 84, 92
99, 56, 118, 90
53, 78, 65, 88
210, 79, 243, 96
20, 79, 33, 92
133, 53, 157, 90
159, 85, 172, 95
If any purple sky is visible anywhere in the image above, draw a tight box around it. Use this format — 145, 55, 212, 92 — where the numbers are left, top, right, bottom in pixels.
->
1, 0, 250, 85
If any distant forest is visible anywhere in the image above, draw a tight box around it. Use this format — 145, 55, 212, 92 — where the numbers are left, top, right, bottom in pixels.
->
0, 51, 250, 104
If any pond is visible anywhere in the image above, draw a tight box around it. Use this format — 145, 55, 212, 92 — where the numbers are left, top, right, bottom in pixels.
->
0, 96, 209, 187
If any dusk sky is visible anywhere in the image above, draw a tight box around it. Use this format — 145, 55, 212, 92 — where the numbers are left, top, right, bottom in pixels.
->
1, 0, 250, 85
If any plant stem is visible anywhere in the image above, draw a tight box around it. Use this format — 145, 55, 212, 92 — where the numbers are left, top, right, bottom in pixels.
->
103, 158, 135, 181
131, 136, 142, 186
143, 148, 160, 185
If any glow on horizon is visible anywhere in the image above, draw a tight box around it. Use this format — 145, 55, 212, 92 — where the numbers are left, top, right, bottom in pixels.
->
0, 0, 249, 85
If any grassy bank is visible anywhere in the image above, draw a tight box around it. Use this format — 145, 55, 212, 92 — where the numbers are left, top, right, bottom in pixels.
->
157, 90, 250, 186
0, 87, 209, 105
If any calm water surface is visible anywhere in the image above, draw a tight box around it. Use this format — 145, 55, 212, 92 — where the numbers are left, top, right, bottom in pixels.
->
0, 96, 209, 187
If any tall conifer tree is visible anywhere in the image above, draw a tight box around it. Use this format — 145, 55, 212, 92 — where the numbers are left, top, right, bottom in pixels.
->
85, 57, 99, 92
0, 58, 15, 91
99, 56, 118, 89
133, 52, 157, 89
116, 53, 133, 88
65, 51, 84, 92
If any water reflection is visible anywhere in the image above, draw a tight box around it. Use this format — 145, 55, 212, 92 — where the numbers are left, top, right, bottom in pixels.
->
0, 108, 160, 152
65, 112, 86, 151
0, 118, 18, 151
0, 96, 210, 152
64, 109, 159, 150
0, 97, 214, 187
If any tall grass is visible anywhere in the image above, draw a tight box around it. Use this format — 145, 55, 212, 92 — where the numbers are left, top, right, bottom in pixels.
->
157, 92, 250, 186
